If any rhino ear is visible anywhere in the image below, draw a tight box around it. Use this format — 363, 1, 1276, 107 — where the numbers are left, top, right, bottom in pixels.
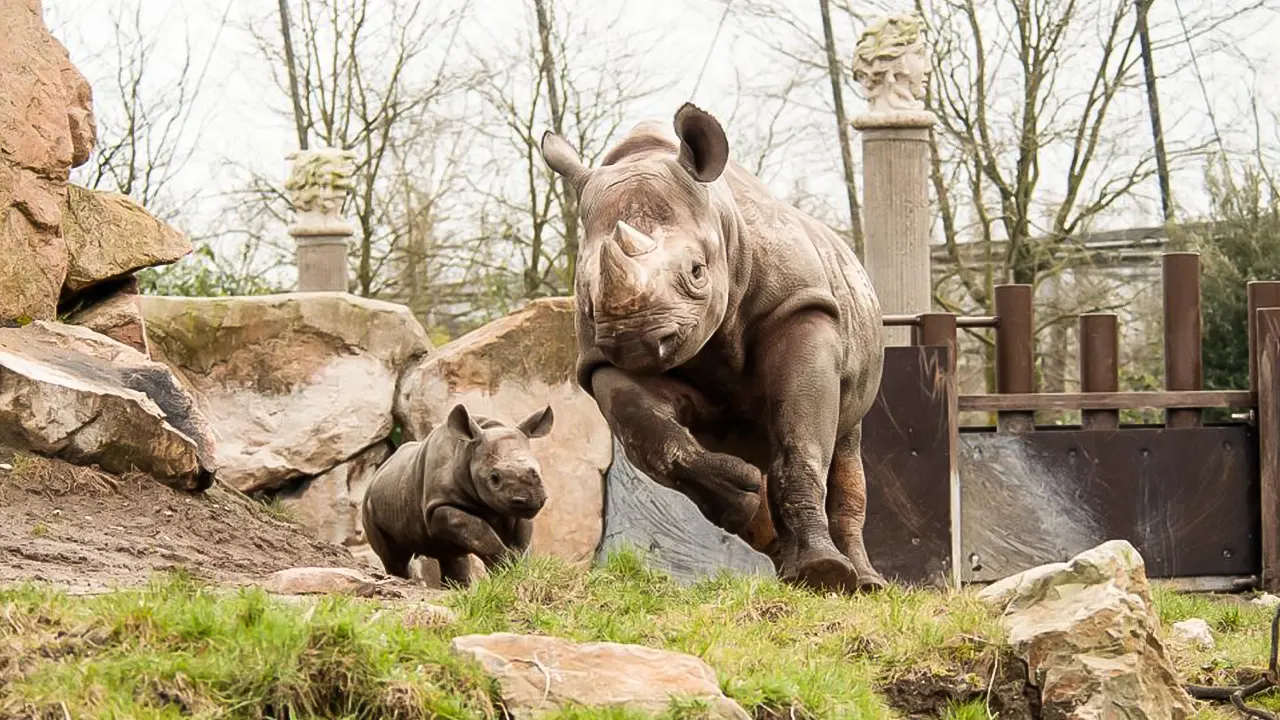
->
541, 131, 589, 188
517, 404, 555, 439
446, 403, 483, 441
673, 102, 729, 183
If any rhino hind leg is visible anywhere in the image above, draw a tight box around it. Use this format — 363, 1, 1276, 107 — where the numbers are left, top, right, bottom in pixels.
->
364, 518, 413, 579
827, 423, 887, 592
592, 366, 762, 534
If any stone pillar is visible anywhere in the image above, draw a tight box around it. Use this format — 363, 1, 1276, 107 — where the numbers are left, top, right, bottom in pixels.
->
852, 12, 937, 346
285, 147, 358, 292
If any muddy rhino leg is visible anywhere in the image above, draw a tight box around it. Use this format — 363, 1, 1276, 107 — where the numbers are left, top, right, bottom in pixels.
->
758, 311, 858, 593
364, 516, 413, 579
827, 423, 887, 592
428, 506, 512, 566
591, 366, 762, 534
437, 555, 475, 588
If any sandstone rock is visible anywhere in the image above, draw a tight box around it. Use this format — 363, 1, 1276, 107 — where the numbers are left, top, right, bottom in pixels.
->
979, 540, 1195, 720
1171, 618, 1214, 649
450, 633, 749, 719
141, 292, 431, 493
0, 0, 96, 322
0, 321, 215, 490
61, 184, 191, 294
395, 297, 607, 566
261, 566, 376, 595
273, 442, 391, 546
65, 277, 149, 355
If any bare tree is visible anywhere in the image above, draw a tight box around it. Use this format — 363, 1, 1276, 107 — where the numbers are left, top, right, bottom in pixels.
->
238, 0, 478, 301
467, 1, 671, 302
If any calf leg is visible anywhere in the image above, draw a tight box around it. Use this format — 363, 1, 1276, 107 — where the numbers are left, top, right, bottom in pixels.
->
758, 311, 858, 593
827, 423, 887, 591
591, 366, 762, 534
437, 555, 475, 587
428, 505, 513, 567
363, 515, 412, 579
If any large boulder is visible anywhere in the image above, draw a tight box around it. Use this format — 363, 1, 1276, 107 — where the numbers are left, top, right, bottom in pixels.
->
141, 292, 431, 493
394, 297, 608, 567
451, 633, 750, 719
273, 442, 391, 547
978, 539, 1195, 720
0, 0, 96, 323
0, 321, 214, 490
60, 184, 191, 295
64, 276, 149, 355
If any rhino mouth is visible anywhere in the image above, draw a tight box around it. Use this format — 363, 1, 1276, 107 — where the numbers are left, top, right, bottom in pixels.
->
595, 326, 685, 374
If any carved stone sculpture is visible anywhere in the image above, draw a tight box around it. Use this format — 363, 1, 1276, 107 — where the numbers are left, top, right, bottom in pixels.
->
852, 12, 930, 117
285, 146, 358, 236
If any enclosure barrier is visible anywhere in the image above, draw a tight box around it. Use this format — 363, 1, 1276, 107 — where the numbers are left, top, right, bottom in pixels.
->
867, 251, 1280, 591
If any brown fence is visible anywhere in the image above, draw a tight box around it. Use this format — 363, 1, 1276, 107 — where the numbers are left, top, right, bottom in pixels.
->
865, 251, 1280, 591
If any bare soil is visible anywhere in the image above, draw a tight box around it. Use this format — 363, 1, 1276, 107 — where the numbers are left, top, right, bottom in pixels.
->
0, 447, 410, 595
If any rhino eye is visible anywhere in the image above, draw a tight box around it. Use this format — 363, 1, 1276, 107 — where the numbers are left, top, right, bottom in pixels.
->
489, 471, 501, 485
690, 262, 706, 281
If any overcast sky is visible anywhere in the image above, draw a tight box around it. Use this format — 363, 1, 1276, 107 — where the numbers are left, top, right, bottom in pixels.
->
39, 0, 1280, 249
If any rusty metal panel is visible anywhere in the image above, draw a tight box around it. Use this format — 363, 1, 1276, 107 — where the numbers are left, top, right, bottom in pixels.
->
959, 426, 1259, 582
862, 345, 955, 588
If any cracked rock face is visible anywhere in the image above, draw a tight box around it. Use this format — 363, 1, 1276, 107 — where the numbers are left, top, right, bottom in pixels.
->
141, 293, 431, 493
0, 321, 214, 490
0, 0, 96, 323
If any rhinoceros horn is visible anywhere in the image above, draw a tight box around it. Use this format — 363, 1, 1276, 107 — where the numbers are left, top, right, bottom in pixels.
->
613, 220, 657, 256
597, 234, 647, 310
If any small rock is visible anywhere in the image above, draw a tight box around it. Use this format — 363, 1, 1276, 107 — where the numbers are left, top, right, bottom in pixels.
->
1171, 618, 1215, 649
403, 603, 458, 629
261, 567, 375, 595
450, 632, 750, 719
1253, 593, 1280, 608
0, 463, 11, 471
981, 540, 1195, 720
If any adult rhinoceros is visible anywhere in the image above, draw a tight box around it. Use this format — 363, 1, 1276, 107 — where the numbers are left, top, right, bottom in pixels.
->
540, 103, 886, 593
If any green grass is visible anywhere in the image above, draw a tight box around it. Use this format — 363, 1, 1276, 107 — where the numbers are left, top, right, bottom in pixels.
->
0, 549, 1007, 719
5, 550, 1280, 719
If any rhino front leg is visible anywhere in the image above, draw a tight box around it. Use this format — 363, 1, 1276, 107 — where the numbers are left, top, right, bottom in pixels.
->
591, 365, 762, 534
428, 505, 513, 568
827, 423, 887, 591
758, 311, 859, 593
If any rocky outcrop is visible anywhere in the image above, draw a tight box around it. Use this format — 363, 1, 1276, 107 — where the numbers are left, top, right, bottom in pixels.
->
65, 276, 149, 354
451, 633, 749, 719
273, 442, 391, 547
978, 539, 1195, 720
0, 321, 214, 490
141, 292, 430, 493
394, 297, 607, 567
0, 0, 96, 323
61, 185, 191, 294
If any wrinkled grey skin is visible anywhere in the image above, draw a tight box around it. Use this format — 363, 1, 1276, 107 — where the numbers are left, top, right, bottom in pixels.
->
540, 102, 886, 593
361, 403, 555, 587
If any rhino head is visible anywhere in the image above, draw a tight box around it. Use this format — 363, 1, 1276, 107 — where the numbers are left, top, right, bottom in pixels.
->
540, 103, 733, 375
446, 403, 555, 519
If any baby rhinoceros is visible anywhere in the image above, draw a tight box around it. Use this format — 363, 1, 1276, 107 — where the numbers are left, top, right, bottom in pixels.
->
360, 402, 555, 587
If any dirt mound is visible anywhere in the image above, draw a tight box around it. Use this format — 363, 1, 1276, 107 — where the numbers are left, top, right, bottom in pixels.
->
0, 448, 369, 593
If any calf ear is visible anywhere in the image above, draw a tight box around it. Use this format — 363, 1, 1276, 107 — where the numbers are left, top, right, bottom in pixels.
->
673, 102, 729, 183
517, 404, 555, 439
541, 131, 590, 190
445, 403, 483, 441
